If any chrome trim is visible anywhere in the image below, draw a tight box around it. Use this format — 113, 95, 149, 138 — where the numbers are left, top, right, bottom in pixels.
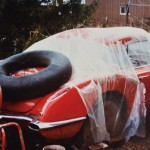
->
0, 114, 33, 122
139, 75, 149, 80
29, 117, 86, 131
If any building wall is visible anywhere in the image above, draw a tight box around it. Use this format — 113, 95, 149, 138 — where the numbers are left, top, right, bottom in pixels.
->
92, 0, 150, 30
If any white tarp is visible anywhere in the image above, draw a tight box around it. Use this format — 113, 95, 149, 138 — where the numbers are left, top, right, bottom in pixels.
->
26, 27, 148, 142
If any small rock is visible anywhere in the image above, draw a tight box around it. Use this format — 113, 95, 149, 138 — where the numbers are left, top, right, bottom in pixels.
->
89, 142, 109, 150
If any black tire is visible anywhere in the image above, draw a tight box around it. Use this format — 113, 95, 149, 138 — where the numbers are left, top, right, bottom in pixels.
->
102, 91, 128, 138
0, 50, 72, 101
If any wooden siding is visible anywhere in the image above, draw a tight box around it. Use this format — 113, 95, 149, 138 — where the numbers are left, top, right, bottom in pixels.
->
91, 0, 150, 30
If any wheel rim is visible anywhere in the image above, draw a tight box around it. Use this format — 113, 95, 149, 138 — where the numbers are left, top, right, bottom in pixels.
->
103, 91, 128, 138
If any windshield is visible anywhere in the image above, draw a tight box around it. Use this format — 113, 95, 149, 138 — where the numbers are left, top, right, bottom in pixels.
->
127, 40, 150, 67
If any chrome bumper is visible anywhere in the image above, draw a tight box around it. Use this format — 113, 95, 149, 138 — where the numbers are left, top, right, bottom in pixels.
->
0, 114, 33, 122
0, 114, 86, 131
29, 117, 86, 131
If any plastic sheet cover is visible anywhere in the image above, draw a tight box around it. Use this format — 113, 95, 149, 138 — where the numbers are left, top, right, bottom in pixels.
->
26, 27, 148, 143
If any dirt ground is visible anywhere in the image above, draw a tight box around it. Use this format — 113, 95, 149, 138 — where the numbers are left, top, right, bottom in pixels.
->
114, 136, 150, 150
113, 114, 150, 150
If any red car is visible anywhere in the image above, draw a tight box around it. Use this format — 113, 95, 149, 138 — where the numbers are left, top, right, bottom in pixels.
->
0, 27, 149, 149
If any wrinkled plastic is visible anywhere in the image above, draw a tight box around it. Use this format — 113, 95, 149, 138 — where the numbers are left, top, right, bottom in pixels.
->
26, 27, 148, 142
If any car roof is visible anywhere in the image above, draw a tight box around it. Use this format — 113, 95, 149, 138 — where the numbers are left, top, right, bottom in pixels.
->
53, 27, 149, 46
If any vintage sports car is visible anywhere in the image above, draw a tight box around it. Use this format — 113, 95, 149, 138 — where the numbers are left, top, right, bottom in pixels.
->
0, 27, 149, 149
